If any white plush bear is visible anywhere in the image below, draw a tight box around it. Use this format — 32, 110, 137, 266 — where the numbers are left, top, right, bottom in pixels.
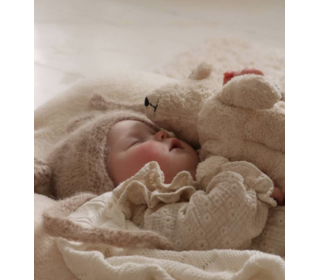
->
144, 63, 285, 256
144, 63, 285, 194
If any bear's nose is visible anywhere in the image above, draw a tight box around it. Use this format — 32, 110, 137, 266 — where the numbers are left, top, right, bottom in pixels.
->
144, 97, 149, 107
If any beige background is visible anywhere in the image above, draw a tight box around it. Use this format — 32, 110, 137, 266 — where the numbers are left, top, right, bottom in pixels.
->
34, 0, 284, 108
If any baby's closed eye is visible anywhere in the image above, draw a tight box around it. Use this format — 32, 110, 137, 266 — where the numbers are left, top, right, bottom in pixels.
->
128, 136, 148, 148
129, 140, 142, 147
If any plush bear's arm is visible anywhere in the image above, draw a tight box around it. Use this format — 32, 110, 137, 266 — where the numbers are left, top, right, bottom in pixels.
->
216, 75, 282, 110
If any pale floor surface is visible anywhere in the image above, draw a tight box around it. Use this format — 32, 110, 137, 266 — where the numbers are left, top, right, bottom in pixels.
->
34, 0, 284, 109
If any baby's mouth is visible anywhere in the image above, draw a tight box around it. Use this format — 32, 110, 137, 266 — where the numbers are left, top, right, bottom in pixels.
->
169, 138, 183, 151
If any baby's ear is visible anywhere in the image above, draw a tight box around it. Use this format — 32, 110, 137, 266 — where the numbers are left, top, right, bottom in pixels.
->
188, 62, 212, 80
34, 158, 53, 197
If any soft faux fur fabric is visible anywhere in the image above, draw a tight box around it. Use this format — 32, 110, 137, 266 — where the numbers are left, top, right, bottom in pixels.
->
156, 37, 285, 93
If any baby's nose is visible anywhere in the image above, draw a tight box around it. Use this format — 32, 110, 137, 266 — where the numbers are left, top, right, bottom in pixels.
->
154, 130, 169, 142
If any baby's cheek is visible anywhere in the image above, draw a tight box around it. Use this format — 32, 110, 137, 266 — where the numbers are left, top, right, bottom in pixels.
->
135, 142, 167, 165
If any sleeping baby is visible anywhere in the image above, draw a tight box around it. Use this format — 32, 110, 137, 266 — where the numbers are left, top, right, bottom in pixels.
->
108, 118, 283, 205
45, 68, 284, 256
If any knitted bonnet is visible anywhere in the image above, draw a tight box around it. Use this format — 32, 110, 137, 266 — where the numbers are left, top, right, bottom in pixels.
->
46, 110, 161, 199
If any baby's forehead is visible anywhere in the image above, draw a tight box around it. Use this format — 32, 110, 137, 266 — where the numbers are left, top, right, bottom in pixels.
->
115, 120, 155, 132
109, 120, 156, 140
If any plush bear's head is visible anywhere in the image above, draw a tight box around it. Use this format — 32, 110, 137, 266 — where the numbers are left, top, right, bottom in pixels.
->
145, 63, 216, 149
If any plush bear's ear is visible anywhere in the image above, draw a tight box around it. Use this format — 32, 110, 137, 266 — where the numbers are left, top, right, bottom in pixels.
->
34, 158, 53, 197
218, 75, 282, 110
188, 62, 212, 80
90, 94, 110, 110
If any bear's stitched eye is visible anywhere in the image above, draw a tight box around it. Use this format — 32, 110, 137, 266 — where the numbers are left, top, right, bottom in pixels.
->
144, 98, 159, 113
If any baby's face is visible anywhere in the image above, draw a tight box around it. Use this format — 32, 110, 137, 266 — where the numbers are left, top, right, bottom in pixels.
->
107, 120, 199, 186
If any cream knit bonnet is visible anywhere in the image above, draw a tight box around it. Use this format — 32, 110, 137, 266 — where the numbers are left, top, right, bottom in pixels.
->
46, 110, 161, 199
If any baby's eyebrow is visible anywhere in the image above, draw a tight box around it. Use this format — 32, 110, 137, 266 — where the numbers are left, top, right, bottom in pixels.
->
118, 125, 156, 148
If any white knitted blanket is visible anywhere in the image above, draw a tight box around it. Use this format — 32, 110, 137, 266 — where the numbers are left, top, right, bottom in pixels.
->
58, 241, 284, 280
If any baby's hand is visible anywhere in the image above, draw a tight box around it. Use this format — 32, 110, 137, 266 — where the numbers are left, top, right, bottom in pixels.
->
223, 68, 264, 85
270, 186, 285, 206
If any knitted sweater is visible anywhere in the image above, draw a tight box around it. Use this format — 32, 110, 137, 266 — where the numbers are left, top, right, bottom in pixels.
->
44, 159, 284, 278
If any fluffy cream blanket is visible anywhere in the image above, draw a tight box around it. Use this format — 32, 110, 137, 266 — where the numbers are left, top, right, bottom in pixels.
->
156, 37, 285, 93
